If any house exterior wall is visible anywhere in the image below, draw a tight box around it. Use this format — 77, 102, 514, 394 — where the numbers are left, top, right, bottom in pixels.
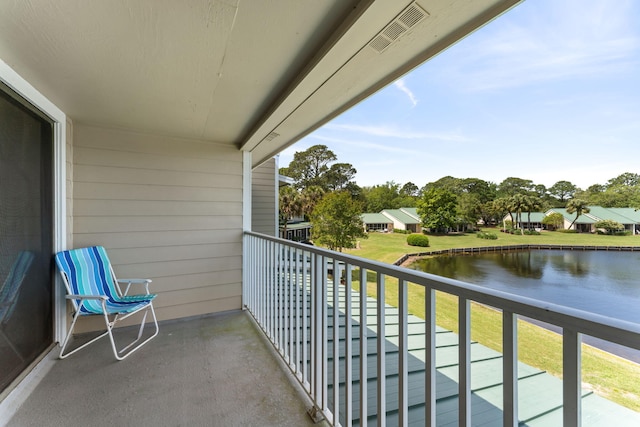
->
381, 211, 405, 230
71, 124, 243, 330
251, 158, 277, 236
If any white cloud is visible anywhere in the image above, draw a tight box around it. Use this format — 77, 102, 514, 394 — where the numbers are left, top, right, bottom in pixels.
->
323, 123, 471, 142
439, 0, 640, 92
393, 79, 418, 106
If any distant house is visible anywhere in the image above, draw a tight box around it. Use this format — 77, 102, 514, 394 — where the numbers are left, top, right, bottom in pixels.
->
504, 206, 640, 234
279, 221, 312, 241
381, 208, 421, 233
361, 213, 394, 232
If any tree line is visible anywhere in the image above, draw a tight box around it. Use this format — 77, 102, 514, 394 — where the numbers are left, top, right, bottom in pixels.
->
279, 144, 640, 245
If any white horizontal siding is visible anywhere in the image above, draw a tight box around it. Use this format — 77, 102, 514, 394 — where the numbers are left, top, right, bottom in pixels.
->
73, 124, 243, 329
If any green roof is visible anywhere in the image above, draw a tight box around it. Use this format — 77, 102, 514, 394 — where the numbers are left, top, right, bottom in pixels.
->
611, 207, 640, 222
400, 207, 420, 221
361, 213, 392, 224
548, 208, 596, 224
382, 209, 420, 225
519, 212, 546, 222
587, 206, 639, 224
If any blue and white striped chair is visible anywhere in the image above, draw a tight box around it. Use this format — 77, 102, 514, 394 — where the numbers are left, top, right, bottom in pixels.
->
55, 246, 159, 360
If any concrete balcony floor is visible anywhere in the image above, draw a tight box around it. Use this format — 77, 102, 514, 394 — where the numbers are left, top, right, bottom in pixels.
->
7, 310, 323, 427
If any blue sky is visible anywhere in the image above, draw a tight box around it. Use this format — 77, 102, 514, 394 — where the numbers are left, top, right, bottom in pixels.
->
279, 0, 640, 190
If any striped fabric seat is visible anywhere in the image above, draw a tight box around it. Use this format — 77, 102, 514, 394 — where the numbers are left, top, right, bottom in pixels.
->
55, 246, 156, 315
54, 246, 159, 360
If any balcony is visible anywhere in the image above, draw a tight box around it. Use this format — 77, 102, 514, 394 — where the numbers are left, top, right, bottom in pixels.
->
6, 232, 640, 426
5, 310, 323, 427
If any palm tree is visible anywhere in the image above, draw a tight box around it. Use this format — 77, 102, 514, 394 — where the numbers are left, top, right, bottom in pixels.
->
493, 197, 512, 231
565, 198, 590, 231
509, 194, 527, 232
279, 186, 302, 238
524, 195, 542, 231
300, 185, 325, 218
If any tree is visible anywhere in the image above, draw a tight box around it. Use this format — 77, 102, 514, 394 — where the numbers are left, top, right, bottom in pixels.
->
565, 198, 590, 231
457, 193, 481, 230
549, 180, 577, 205
299, 185, 325, 217
492, 197, 512, 231
324, 163, 357, 191
508, 194, 528, 230
542, 212, 564, 230
400, 182, 419, 197
497, 177, 535, 197
281, 144, 357, 192
422, 176, 462, 195
607, 172, 640, 188
279, 186, 302, 237
361, 182, 401, 212
523, 195, 542, 230
417, 188, 458, 233
460, 178, 497, 203
309, 191, 367, 252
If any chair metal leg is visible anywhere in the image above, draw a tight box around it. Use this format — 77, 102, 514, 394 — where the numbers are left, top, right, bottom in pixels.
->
109, 304, 159, 361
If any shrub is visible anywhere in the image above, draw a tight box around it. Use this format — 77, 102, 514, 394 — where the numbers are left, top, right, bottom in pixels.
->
476, 231, 498, 240
407, 234, 429, 247
523, 229, 540, 235
393, 229, 411, 234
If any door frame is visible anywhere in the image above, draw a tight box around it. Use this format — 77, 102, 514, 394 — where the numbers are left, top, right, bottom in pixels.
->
0, 59, 67, 344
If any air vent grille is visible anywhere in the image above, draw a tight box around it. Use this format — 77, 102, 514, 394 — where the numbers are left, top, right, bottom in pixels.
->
264, 132, 280, 142
368, 2, 429, 53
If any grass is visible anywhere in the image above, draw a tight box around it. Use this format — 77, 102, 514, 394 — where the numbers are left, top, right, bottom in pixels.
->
344, 228, 640, 411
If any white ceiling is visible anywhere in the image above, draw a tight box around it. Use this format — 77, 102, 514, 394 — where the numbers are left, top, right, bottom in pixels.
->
0, 0, 521, 167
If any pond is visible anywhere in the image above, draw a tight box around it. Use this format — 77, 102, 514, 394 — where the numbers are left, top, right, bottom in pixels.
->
408, 250, 640, 361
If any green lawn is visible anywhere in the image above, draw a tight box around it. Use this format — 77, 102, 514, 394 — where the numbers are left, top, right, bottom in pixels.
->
344, 229, 640, 411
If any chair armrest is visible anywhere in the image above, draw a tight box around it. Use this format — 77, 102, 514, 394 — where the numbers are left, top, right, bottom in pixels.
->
66, 294, 108, 301
117, 279, 152, 296
117, 279, 152, 284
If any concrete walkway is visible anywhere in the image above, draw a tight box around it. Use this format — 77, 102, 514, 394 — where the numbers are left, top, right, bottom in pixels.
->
7, 310, 321, 427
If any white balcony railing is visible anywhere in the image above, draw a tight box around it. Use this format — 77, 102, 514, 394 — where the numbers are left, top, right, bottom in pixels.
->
242, 231, 640, 427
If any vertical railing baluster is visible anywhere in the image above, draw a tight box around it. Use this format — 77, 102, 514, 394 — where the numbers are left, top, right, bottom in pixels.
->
268, 241, 274, 341
563, 329, 582, 427
289, 246, 294, 364
281, 244, 287, 358
345, 264, 353, 427
377, 273, 386, 427
309, 254, 321, 404
459, 297, 471, 427
313, 254, 323, 408
426, 288, 436, 427
503, 310, 518, 427
295, 247, 301, 378
322, 256, 329, 416
333, 261, 341, 425
359, 267, 368, 427
277, 243, 282, 353
302, 249, 309, 389
398, 279, 408, 427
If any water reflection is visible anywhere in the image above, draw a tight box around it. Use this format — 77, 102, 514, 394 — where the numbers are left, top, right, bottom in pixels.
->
409, 250, 640, 324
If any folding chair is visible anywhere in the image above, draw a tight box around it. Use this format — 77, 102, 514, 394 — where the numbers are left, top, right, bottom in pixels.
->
54, 246, 159, 360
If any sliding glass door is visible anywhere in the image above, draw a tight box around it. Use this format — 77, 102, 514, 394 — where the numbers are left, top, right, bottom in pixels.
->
0, 83, 54, 393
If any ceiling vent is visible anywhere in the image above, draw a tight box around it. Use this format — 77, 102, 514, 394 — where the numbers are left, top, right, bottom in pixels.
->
368, 2, 429, 53
263, 132, 280, 142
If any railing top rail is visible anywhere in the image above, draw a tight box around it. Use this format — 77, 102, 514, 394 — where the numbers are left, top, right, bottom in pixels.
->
244, 232, 640, 350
